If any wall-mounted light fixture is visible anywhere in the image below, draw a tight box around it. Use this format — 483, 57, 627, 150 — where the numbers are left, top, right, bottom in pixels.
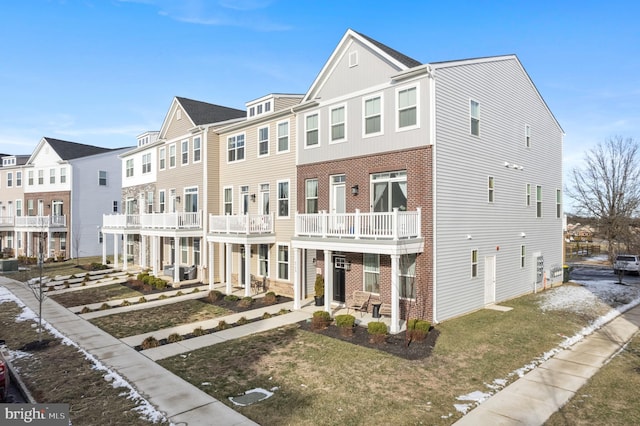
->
46, 204, 51, 209
250, 194, 256, 202
466, 235, 473, 240
520, 232, 526, 238
351, 184, 359, 196
175, 196, 181, 203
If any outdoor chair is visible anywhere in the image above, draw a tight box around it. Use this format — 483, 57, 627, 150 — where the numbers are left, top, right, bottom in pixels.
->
347, 290, 371, 317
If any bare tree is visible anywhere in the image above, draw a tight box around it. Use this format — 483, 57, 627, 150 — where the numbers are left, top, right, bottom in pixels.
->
566, 136, 640, 259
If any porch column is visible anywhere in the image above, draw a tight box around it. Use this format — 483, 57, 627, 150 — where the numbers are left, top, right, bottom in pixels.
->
293, 248, 301, 310
201, 232, 208, 284
123, 235, 129, 271
151, 236, 159, 276
390, 254, 400, 333
244, 243, 251, 297
113, 234, 119, 269
208, 241, 214, 290
225, 243, 232, 294
174, 237, 181, 283
140, 235, 146, 269
102, 233, 107, 265
324, 249, 332, 313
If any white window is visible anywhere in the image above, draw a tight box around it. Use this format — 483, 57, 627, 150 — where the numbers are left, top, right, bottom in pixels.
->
330, 105, 346, 142
193, 137, 201, 162
371, 171, 407, 212
169, 144, 176, 168
305, 179, 318, 213
224, 187, 233, 215
526, 184, 531, 206
305, 113, 319, 147
38, 170, 44, 185
525, 125, 531, 148
98, 171, 107, 186
259, 244, 269, 276
146, 191, 154, 213
7, 172, 12, 187
181, 140, 189, 165
364, 253, 380, 293
277, 243, 289, 280
159, 147, 166, 170
27, 199, 34, 216
488, 176, 494, 203
158, 190, 165, 213
399, 254, 416, 299
556, 189, 562, 219
193, 238, 201, 266
521, 245, 526, 268
228, 134, 245, 162
142, 153, 152, 174
397, 86, 418, 129
470, 100, 480, 136
240, 185, 249, 215
184, 187, 198, 213
277, 180, 289, 218
536, 185, 543, 218
60, 168, 66, 184
15, 200, 22, 216
126, 159, 134, 177
258, 126, 269, 156
277, 120, 289, 152
260, 183, 270, 215
28, 171, 33, 186
364, 94, 383, 136
181, 237, 188, 264
471, 249, 478, 278
49, 169, 55, 184
16, 171, 21, 187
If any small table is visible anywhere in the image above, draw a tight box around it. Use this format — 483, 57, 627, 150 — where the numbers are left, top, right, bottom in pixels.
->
371, 303, 382, 318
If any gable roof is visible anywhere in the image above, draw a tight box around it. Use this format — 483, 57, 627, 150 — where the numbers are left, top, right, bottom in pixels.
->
44, 137, 116, 160
175, 97, 245, 126
354, 31, 422, 68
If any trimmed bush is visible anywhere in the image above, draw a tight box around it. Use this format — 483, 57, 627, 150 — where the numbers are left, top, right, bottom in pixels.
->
263, 291, 277, 305
407, 319, 431, 341
176, 291, 184, 296
278, 308, 290, 315
217, 320, 231, 330
335, 314, 356, 337
191, 287, 200, 293
311, 310, 332, 330
237, 316, 249, 325
99, 303, 110, 311
167, 333, 183, 343
80, 306, 91, 314
238, 296, 254, 308
141, 336, 159, 349
262, 312, 273, 319
367, 322, 388, 344
120, 300, 131, 307
192, 327, 205, 337
138, 297, 147, 304
207, 290, 224, 303
158, 294, 168, 300
224, 294, 239, 302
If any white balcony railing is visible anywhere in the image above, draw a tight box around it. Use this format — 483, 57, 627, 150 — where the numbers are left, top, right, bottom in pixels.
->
0, 216, 15, 226
209, 213, 274, 234
14, 215, 67, 228
102, 211, 202, 230
295, 208, 421, 240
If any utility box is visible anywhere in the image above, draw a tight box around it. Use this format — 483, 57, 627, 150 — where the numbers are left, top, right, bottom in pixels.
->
0, 259, 18, 272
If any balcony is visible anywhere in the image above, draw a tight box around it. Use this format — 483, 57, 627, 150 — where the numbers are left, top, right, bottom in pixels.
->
102, 211, 202, 231
15, 215, 67, 229
209, 214, 274, 235
0, 216, 15, 229
296, 208, 421, 240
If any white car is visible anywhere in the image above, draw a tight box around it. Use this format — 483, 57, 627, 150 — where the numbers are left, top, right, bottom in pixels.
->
613, 255, 640, 275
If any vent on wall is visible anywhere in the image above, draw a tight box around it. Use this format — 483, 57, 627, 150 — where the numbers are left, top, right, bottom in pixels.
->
349, 51, 358, 68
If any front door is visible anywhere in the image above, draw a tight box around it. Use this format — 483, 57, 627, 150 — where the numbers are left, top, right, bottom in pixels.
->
333, 254, 346, 303
484, 255, 496, 305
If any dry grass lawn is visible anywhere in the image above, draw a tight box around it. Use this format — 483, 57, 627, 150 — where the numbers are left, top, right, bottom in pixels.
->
49, 284, 143, 307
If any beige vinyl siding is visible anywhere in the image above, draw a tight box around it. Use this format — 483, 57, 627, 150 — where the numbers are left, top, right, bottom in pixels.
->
165, 106, 196, 141
273, 96, 303, 112
433, 57, 563, 322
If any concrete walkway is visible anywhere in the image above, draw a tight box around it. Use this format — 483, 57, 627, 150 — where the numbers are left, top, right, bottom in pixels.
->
454, 303, 640, 425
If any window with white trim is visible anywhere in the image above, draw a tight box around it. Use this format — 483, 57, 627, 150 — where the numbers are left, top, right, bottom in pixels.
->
488, 176, 494, 203
228, 134, 245, 162
60, 168, 66, 184
193, 137, 201, 162
258, 126, 269, 156
277, 180, 289, 217
49, 169, 55, 184
260, 183, 270, 215
364, 94, 382, 136
27, 199, 34, 216
277, 121, 289, 152
181, 140, 189, 165
159, 147, 166, 170
536, 185, 543, 218
159, 190, 165, 213
224, 187, 233, 215
397, 86, 418, 129
371, 171, 407, 212
142, 153, 152, 174
277, 243, 289, 280
146, 191, 153, 213
556, 189, 562, 219
363, 253, 380, 293
7, 172, 13, 187
305, 113, 319, 147
28, 171, 33, 186
169, 144, 176, 168
525, 125, 531, 148
38, 170, 44, 185
471, 249, 478, 278
16, 171, 21, 187
194, 238, 201, 265
330, 105, 346, 142
470, 100, 480, 136
98, 171, 107, 186
399, 254, 416, 299
112, 200, 118, 213
15, 200, 22, 216
126, 159, 134, 177
259, 244, 269, 276
181, 237, 188, 264
305, 179, 318, 213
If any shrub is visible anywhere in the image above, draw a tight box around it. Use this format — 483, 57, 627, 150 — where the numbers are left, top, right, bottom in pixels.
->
120, 300, 131, 307
192, 327, 205, 337
80, 306, 91, 314
262, 312, 273, 319
167, 333, 183, 343
367, 322, 388, 344
175, 291, 184, 296
142, 275, 152, 286
224, 294, 239, 302
263, 291, 277, 305
138, 297, 147, 304
207, 290, 224, 303
158, 294, 168, 300
407, 319, 431, 341
335, 314, 356, 337
237, 316, 249, 325
217, 320, 231, 330
137, 273, 146, 281
278, 308, 290, 315
99, 303, 110, 311
141, 336, 159, 349
152, 277, 167, 289
191, 287, 200, 293
315, 274, 324, 297
311, 310, 332, 330
238, 296, 254, 308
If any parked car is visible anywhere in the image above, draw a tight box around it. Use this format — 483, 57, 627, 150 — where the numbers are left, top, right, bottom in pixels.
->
0, 339, 10, 402
613, 254, 640, 275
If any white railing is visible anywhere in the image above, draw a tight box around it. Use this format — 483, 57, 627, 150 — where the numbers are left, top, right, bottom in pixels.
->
209, 213, 274, 234
15, 215, 66, 228
295, 208, 421, 240
0, 216, 15, 226
102, 211, 202, 230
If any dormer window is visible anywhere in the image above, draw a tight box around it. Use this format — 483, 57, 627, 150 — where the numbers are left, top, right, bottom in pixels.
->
249, 107, 255, 117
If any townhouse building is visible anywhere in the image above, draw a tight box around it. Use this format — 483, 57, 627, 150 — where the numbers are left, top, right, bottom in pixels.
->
0, 154, 29, 256
290, 30, 564, 331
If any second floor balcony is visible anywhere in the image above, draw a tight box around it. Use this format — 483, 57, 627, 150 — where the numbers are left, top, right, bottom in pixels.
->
14, 215, 67, 229
102, 211, 202, 231
0, 216, 15, 228
209, 213, 274, 235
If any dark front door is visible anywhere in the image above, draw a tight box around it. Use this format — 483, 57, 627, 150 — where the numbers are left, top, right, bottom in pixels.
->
333, 256, 346, 303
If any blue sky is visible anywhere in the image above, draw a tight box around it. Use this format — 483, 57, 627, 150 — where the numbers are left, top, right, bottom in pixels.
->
1, 0, 639, 208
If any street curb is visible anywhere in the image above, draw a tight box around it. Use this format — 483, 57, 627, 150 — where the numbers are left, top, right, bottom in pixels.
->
5, 355, 37, 403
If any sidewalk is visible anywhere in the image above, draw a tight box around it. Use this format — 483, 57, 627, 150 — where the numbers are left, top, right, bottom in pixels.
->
0, 276, 261, 425
453, 303, 640, 425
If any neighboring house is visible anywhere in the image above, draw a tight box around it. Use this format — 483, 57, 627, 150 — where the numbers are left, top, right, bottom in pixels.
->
2, 138, 129, 260
0, 154, 29, 256
290, 29, 564, 331
207, 93, 303, 297
102, 97, 246, 284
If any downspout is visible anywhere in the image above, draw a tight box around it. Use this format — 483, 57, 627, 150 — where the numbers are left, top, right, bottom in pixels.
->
428, 66, 438, 323
202, 126, 208, 283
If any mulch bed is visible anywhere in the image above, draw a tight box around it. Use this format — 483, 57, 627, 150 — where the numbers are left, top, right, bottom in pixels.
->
122, 279, 203, 295
297, 320, 439, 360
